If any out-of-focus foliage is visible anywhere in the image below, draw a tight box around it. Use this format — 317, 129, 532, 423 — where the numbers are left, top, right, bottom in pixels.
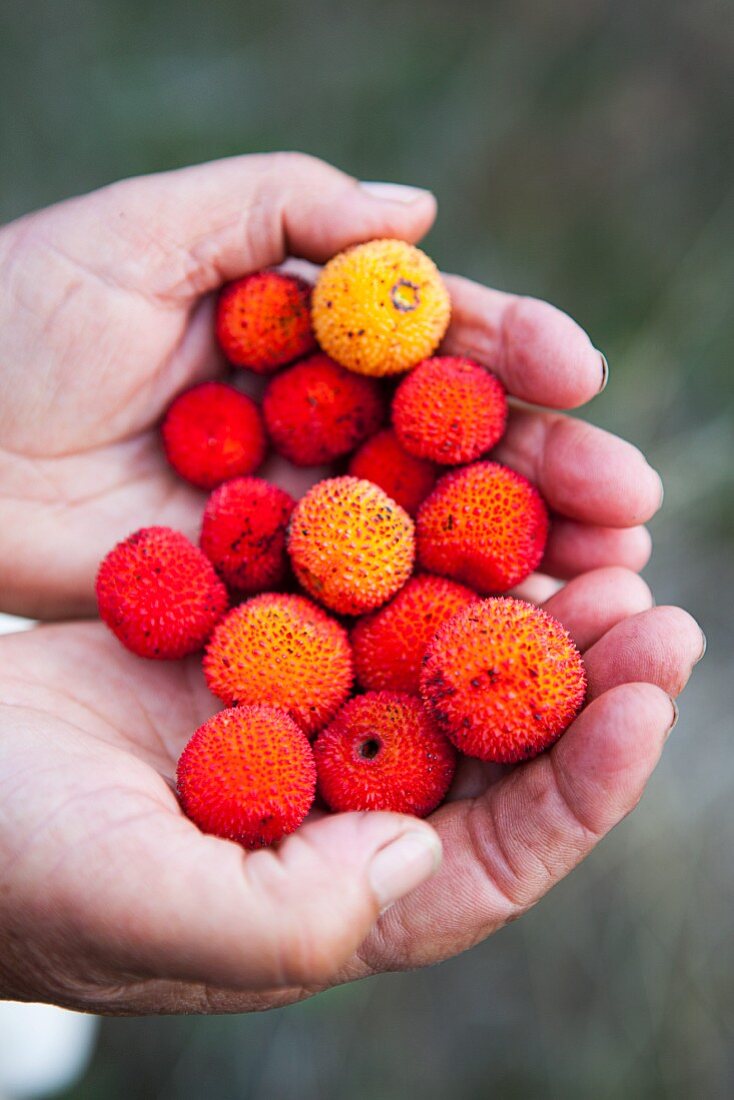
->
1, 0, 732, 1096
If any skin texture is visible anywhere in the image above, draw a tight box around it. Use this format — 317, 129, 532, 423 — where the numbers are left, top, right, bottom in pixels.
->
0, 153, 702, 1015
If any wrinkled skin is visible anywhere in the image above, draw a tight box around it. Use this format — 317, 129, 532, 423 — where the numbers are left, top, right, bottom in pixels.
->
0, 154, 703, 1014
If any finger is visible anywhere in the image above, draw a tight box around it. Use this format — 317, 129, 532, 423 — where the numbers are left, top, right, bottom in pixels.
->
492, 409, 663, 526
70, 154, 437, 299
542, 567, 653, 651
79, 807, 441, 992
541, 520, 652, 578
583, 606, 705, 701
440, 273, 606, 408
507, 573, 564, 604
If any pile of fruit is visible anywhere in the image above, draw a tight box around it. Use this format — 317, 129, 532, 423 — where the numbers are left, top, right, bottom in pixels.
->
96, 240, 586, 849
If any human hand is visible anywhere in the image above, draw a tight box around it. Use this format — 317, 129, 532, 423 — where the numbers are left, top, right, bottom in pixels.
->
0, 153, 661, 619
0, 576, 703, 1014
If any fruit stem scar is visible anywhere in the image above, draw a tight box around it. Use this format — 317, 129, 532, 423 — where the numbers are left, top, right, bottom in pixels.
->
391, 279, 421, 313
359, 737, 382, 759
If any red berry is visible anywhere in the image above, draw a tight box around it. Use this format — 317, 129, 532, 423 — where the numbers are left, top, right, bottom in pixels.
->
348, 427, 438, 517
416, 461, 549, 593
216, 271, 316, 373
352, 574, 478, 694
263, 353, 385, 466
177, 705, 316, 848
393, 356, 507, 464
200, 477, 295, 595
314, 692, 456, 817
96, 527, 228, 659
421, 597, 586, 763
203, 593, 353, 737
162, 381, 266, 489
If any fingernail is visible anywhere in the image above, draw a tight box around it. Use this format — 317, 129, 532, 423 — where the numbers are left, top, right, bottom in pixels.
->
696, 631, 707, 664
597, 351, 609, 393
657, 474, 665, 510
665, 698, 679, 738
369, 829, 442, 912
360, 181, 434, 205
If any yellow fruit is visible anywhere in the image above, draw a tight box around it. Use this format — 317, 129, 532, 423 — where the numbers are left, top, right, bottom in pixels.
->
287, 476, 415, 615
312, 239, 451, 376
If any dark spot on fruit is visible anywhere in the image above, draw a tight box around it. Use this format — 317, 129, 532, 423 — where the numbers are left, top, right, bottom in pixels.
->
359, 737, 381, 760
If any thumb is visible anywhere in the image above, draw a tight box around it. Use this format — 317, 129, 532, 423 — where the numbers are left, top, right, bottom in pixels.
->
42, 153, 438, 299
97, 809, 442, 991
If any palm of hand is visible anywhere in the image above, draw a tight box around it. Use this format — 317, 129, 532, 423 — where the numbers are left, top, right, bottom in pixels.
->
0, 180, 227, 616
0, 574, 698, 1014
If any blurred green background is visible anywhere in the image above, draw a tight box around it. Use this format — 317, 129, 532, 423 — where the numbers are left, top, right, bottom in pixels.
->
1, 0, 733, 1096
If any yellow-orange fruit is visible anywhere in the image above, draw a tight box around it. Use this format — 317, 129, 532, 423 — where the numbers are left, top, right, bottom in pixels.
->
416, 462, 548, 593
351, 573, 478, 693
287, 476, 415, 615
392, 356, 507, 464
311, 239, 451, 376
421, 597, 586, 763
203, 593, 353, 736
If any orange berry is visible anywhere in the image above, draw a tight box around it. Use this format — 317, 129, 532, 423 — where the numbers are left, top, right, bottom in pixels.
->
421, 597, 586, 762
352, 574, 478, 693
203, 593, 353, 736
311, 239, 451, 376
263, 352, 384, 466
177, 705, 316, 848
314, 692, 456, 817
348, 427, 438, 517
216, 271, 316, 373
162, 381, 266, 489
96, 527, 228, 659
392, 356, 507, 464
416, 462, 548, 593
287, 476, 415, 615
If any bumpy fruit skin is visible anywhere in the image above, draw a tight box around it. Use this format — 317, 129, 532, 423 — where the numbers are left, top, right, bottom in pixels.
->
203, 593, 353, 736
348, 427, 438, 517
312, 240, 451, 377
177, 705, 316, 848
352, 574, 478, 693
314, 692, 456, 817
96, 527, 228, 659
392, 356, 507, 464
162, 381, 266, 489
421, 597, 586, 763
216, 271, 317, 373
416, 462, 548, 593
200, 477, 295, 594
263, 353, 384, 466
287, 476, 415, 615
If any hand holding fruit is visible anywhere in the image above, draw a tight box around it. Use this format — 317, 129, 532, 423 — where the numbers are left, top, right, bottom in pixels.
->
0, 154, 703, 1014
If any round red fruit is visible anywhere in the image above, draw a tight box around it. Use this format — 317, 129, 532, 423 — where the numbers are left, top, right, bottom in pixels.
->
348, 427, 437, 517
314, 692, 456, 818
216, 271, 316, 373
96, 526, 228, 659
263, 353, 385, 466
162, 381, 266, 489
200, 477, 295, 594
177, 705, 316, 848
416, 461, 548, 593
421, 597, 586, 763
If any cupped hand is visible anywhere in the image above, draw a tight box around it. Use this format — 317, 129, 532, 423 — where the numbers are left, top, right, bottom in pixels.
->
0, 153, 661, 619
0, 568, 702, 1014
